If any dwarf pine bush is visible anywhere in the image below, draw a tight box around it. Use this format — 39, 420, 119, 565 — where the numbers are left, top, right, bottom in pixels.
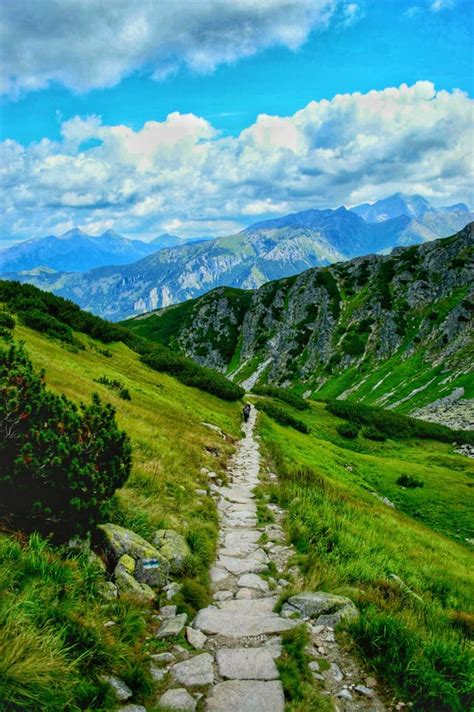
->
0, 343, 132, 538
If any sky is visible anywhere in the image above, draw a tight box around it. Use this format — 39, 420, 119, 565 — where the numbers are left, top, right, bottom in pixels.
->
0, 0, 473, 244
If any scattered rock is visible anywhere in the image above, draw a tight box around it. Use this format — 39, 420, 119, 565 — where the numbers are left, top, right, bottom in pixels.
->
121, 706, 147, 712
98, 523, 161, 563
160, 605, 177, 619
156, 613, 187, 639
158, 687, 197, 711
150, 665, 167, 682
97, 580, 118, 600
164, 581, 182, 600
100, 675, 132, 702
186, 626, 207, 649
355, 684, 375, 697
337, 688, 353, 700
150, 652, 175, 664
236, 573, 269, 593
283, 591, 358, 623
170, 653, 214, 687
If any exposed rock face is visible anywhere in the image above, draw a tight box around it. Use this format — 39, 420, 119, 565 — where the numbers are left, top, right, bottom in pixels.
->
127, 225, 473, 411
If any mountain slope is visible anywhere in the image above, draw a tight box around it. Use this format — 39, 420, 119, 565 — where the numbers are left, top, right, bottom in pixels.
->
125, 224, 474, 415
350, 192, 468, 223
5, 196, 472, 320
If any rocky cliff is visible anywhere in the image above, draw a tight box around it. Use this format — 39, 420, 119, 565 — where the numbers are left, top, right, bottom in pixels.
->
126, 224, 474, 413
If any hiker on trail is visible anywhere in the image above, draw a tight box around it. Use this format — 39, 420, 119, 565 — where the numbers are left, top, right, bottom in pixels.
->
243, 403, 251, 422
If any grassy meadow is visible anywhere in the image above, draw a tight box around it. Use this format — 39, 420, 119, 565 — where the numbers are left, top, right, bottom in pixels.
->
0, 321, 241, 710
253, 398, 473, 711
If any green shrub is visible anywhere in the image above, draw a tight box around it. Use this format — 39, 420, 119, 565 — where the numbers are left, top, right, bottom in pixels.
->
337, 422, 359, 439
257, 400, 310, 433
94, 375, 131, 401
341, 331, 366, 356
0, 311, 15, 329
19, 308, 76, 345
326, 399, 474, 446
252, 385, 310, 410
362, 425, 387, 442
0, 343, 132, 538
140, 345, 243, 401
397, 474, 424, 489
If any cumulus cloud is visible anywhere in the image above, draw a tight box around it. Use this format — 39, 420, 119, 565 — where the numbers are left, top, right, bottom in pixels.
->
0, 0, 343, 96
1, 82, 472, 241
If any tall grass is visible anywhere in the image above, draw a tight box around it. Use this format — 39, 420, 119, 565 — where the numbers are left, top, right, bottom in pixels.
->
263, 437, 473, 710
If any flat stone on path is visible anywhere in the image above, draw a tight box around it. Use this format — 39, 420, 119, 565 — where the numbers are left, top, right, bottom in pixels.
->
170, 653, 214, 686
217, 555, 266, 575
159, 687, 197, 711
193, 606, 295, 638
205, 680, 285, 712
237, 573, 269, 592
216, 648, 279, 680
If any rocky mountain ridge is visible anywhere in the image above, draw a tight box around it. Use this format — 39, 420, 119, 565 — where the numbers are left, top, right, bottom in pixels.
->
125, 224, 474, 414
5, 197, 472, 321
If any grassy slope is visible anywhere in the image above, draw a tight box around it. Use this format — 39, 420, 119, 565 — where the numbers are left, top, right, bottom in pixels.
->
254, 398, 473, 709
1, 322, 241, 710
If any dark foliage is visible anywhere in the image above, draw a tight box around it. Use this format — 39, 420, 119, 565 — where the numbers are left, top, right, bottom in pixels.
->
337, 422, 359, 439
19, 307, 77, 345
0, 311, 15, 330
140, 345, 244, 401
94, 375, 131, 401
0, 343, 132, 537
362, 425, 387, 442
257, 399, 310, 433
252, 385, 310, 410
326, 399, 474, 446
397, 474, 424, 489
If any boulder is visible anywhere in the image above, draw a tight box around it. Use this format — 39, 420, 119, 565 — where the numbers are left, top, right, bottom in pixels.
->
282, 591, 358, 623
98, 523, 169, 589
114, 555, 155, 602
152, 529, 191, 575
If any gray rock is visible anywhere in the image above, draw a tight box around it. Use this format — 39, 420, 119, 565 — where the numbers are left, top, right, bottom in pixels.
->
121, 706, 147, 712
186, 626, 207, 649
160, 605, 177, 619
158, 688, 197, 711
170, 653, 214, 687
114, 555, 156, 602
193, 605, 295, 637
156, 613, 187, 639
150, 665, 166, 682
100, 674, 132, 702
216, 648, 279, 680
355, 684, 375, 698
150, 652, 175, 664
206, 680, 284, 712
236, 573, 269, 593
337, 688, 353, 700
97, 580, 118, 600
152, 529, 191, 575
98, 523, 162, 563
315, 602, 359, 627
284, 591, 358, 621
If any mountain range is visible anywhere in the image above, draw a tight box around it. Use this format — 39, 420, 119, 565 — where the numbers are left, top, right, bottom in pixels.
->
125, 223, 474, 416
1, 193, 472, 321
0, 228, 211, 273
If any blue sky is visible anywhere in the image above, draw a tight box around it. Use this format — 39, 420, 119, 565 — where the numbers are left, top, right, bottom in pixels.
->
0, 0, 473, 242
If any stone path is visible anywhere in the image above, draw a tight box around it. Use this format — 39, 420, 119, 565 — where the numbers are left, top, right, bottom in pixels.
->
157, 405, 390, 711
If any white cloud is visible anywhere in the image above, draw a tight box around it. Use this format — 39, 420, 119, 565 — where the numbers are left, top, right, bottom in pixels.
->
1, 82, 472, 241
430, 0, 455, 11
0, 0, 341, 97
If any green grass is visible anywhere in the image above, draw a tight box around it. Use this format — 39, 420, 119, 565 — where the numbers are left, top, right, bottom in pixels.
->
0, 322, 241, 710
254, 398, 474, 710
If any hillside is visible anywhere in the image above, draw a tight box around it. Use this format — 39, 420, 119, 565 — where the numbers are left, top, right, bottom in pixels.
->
5, 196, 472, 320
0, 282, 473, 710
125, 224, 474, 417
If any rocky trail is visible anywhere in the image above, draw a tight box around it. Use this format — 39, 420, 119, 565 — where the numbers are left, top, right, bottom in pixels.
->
152, 405, 391, 711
